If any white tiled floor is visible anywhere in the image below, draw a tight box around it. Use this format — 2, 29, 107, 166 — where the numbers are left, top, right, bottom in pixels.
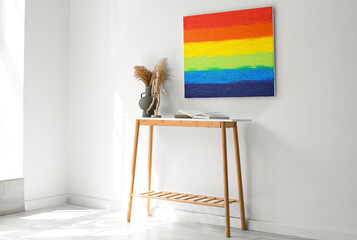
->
0, 205, 312, 240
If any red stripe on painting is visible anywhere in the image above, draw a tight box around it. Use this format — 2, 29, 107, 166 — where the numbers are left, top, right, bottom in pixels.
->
184, 7, 272, 30
184, 23, 272, 43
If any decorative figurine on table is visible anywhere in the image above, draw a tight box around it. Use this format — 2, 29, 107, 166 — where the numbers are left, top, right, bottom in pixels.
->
147, 59, 168, 118
134, 59, 168, 118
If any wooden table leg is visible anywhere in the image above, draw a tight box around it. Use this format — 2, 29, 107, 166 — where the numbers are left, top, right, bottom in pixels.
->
221, 122, 231, 237
147, 125, 154, 216
233, 123, 247, 230
127, 120, 140, 222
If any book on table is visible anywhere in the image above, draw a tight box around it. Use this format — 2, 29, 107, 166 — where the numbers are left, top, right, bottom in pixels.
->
174, 110, 230, 119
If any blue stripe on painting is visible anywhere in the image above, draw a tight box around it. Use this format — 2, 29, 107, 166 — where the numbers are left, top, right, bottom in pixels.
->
185, 81, 275, 98
184, 67, 274, 84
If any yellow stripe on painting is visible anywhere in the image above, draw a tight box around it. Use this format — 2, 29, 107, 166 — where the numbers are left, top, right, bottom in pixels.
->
184, 37, 273, 58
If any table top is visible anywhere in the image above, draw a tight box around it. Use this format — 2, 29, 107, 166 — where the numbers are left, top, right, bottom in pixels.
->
136, 117, 251, 128
137, 117, 251, 122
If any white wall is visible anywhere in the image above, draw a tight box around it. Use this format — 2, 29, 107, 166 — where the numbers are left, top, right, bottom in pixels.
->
0, 0, 25, 215
24, 0, 69, 209
0, 0, 24, 181
67, 0, 119, 208
67, 0, 357, 239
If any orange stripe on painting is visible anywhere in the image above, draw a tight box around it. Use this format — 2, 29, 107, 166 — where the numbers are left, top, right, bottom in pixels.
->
184, 23, 272, 43
184, 7, 272, 30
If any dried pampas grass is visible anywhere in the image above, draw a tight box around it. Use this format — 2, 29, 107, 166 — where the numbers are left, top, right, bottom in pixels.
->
134, 66, 152, 86
150, 58, 169, 85
134, 59, 169, 87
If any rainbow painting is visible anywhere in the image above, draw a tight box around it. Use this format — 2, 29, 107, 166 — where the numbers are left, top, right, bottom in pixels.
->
183, 7, 275, 98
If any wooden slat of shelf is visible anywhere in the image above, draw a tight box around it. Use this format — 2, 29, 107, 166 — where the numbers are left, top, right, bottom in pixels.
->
173, 192, 215, 202
162, 193, 178, 198
181, 196, 197, 201
173, 194, 189, 199
140, 191, 155, 196
166, 193, 180, 198
174, 193, 236, 204
178, 194, 216, 203
193, 197, 207, 201
212, 199, 224, 204
145, 191, 163, 196
133, 194, 225, 208
202, 197, 218, 203
133, 191, 239, 208
155, 192, 172, 197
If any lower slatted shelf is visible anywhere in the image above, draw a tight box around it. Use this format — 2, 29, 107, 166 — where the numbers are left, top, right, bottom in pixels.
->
132, 191, 240, 208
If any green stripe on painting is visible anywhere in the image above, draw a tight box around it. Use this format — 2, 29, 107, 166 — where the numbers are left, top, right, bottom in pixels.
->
184, 52, 274, 71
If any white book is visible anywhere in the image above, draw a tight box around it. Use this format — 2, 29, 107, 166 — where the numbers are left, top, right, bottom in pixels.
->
177, 110, 230, 119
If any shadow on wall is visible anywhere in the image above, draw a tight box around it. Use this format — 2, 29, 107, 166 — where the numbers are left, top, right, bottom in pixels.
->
113, 89, 135, 209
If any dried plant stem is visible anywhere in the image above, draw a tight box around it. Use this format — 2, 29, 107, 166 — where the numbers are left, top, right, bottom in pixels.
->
134, 66, 152, 86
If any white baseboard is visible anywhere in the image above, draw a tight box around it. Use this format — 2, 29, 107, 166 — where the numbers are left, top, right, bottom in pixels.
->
151, 207, 357, 240
68, 194, 121, 211
25, 195, 68, 211
247, 218, 357, 240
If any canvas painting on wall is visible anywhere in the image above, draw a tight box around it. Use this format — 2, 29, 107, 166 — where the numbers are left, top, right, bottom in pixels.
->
183, 7, 275, 98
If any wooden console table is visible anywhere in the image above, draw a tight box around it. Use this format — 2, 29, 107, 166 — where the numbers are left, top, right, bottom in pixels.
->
126, 118, 249, 237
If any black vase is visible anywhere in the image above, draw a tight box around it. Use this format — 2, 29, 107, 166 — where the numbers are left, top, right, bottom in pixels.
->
139, 86, 156, 117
